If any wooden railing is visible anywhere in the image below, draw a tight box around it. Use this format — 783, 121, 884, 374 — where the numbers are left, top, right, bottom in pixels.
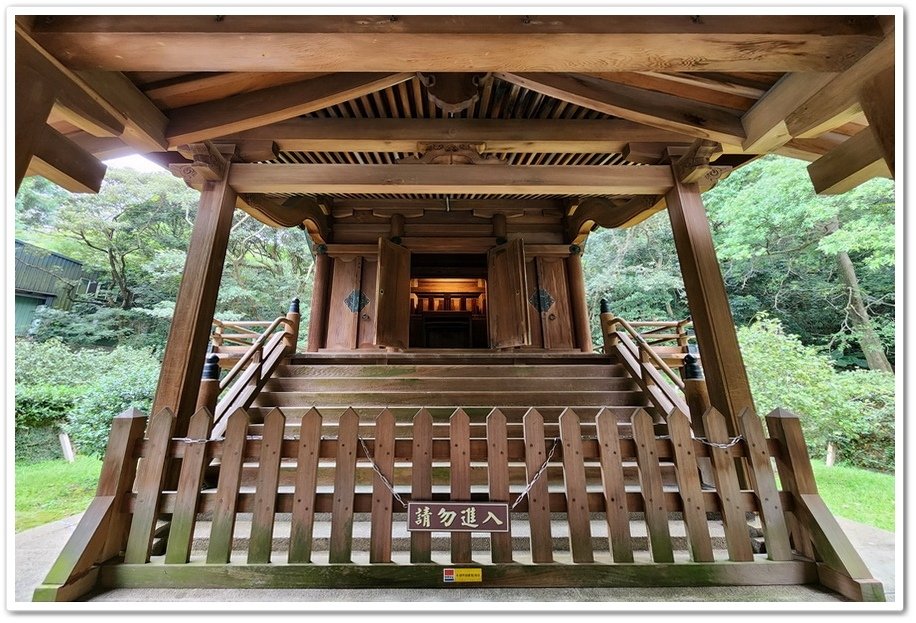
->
34, 404, 885, 602
204, 299, 301, 438
627, 318, 693, 346
599, 300, 690, 421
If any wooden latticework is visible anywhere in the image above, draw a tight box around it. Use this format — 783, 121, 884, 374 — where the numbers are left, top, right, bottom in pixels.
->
35, 404, 884, 601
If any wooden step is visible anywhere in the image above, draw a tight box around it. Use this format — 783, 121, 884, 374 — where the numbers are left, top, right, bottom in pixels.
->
277, 363, 626, 378
287, 352, 619, 366
242, 405, 657, 423
262, 376, 637, 392
252, 390, 648, 408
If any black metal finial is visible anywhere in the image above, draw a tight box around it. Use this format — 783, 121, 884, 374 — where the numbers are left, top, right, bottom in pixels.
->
599, 298, 611, 314
202, 354, 221, 380
683, 353, 704, 380
289, 298, 300, 314
569, 244, 582, 256
316, 244, 328, 255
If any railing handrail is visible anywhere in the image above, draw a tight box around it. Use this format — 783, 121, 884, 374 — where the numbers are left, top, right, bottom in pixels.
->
611, 316, 686, 391
218, 316, 292, 391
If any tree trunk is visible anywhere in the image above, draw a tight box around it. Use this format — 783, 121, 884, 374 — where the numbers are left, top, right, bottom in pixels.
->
835, 249, 893, 372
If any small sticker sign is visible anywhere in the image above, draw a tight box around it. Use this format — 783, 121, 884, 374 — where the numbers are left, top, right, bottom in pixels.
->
443, 568, 483, 583
407, 502, 510, 533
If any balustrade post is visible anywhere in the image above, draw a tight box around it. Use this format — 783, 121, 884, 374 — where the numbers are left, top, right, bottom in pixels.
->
284, 298, 301, 354
196, 354, 222, 414
598, 299, 619, 353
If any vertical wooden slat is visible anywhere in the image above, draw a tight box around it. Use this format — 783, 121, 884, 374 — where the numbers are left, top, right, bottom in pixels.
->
410, 409, 433, 563
247, 407, 286, 564
486, 409, 513, 563
329, 408, 359, 563
631, 409, 674, 563
123, 408, 177, 564
449, 408, 472, 563
370, 409, 396, 563
765, 407, 817, 559
99, 407, 148, 561
289, 408, 323, 563
206, 408, 249, 564
522, 408, 553, 563
559, 408, 594, 562
164, 407, 214, 564
595, 408, 633, 563
738, 408, 793, 561
703, 407, 755, 561
667, 409, 714, 562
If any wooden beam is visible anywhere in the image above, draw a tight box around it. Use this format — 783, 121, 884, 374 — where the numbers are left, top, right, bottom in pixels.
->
218, 118, 697, 154
740, 72, 837, 153
665, 176, 754, 435
75, 70, 169, 152
330, 198, 565, 212
165, 73, 413, 146
142, 71, 326, 109
227, 164, 674, 196
15, 30, 124, 138
15, 64, 55, 192
28, 125, 107, 193
240, 195, 331, 243
64, 131, 137, 160
807, 129, 891, 195
858, 67, 895, 177
152, 165, 237, 436
30, 15, 883, 72
785, 34, 894, 139
498, 73, 746, 145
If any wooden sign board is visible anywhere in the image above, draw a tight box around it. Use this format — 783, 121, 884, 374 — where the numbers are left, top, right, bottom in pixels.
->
407, 502, 510, 533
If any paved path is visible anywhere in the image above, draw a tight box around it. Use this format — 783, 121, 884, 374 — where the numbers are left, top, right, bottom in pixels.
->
12, 513, 896, 605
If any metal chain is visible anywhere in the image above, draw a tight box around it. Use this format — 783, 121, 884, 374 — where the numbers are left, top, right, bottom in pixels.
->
694, 434, 744, 450
511, 437, 561, 510
175, 437, 210, 445
358, 436, 408, 509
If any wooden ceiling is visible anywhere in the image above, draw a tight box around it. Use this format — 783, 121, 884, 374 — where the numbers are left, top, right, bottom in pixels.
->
15, 14, 895, 227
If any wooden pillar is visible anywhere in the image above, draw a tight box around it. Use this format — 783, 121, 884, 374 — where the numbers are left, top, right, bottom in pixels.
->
566, 246, 592, 353
15, 64, 55, 192
859, 67, 895, 177
306, 248, 331, 352
492, 213, 508, 243
152, 165, 237, 436
665, 176, 754, 435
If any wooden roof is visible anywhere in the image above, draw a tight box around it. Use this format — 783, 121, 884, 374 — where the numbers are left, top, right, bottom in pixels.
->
15, 14, 895, 228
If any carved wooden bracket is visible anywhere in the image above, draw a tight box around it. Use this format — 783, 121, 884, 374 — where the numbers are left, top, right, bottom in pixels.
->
672, 139, 724, 185
416, 72, 491, 115
565, 195, 666, 243
169, 141, 233, 185
398, 142, 504, 165
239, 194, 331, 244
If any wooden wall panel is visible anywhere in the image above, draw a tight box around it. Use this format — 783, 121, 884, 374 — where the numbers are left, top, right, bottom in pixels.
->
525, 258, 545, 349
357, 256, 378, 348
536, 256, 575, 349
325, 256, 362, 350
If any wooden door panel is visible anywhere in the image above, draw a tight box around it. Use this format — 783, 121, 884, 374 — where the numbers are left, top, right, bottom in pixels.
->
525, 258, 544, 348
325, 256, 362, 350
535, 256, 575, 349
358, 257, 378, 348
375, 238, 411, 350
487, 239, 530, 349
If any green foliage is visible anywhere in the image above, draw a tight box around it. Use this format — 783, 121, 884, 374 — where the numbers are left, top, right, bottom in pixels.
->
15, 427, 67, 464
14, 384, 81, 430
15, 456, 103, 531
738, 316, 894, 471
65, 351, 161, 458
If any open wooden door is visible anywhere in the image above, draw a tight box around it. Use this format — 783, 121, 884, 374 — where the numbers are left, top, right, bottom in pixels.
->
487, 238, 531, 348
374, 237, 411, 350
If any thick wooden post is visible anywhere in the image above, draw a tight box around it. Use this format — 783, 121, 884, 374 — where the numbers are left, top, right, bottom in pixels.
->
598, 299, 619, 353
15, 64, 55, 192
195, 354, 222, 414
152, 165, 237, 436
566, 246, 593, 353
306, 248, 331, 352
284, 298, 301, 353
666, 176, 754, 435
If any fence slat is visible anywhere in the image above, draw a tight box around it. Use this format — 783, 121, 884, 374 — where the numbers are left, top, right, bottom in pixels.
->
631, 409, 674, 563
738, 408, 793, 561
164, 407, 214, 564
522, 408, 553, 563
559, 409, 594, 563
595, 408, 634, 563
765, 408, 816, 559
247, 408, 286, 564
124, 408, 177, 564
329, 408, 359, 563
206, 408, 249, 564
703, 408, 755, 562
410, 409, 433, 563
370, 409, 396, 563
449, 408, 472, 564
289, 408, 323, 563
99, 407, 148, 561
486, 409, 513, 563
667, 409, 714, 562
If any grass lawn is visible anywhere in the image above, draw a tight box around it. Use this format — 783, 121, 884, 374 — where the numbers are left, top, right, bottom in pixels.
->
15, 455, 103, 532
811, 459, 895, 532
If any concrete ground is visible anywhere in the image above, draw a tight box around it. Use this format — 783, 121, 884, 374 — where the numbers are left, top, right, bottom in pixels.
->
12, 513, 896, 607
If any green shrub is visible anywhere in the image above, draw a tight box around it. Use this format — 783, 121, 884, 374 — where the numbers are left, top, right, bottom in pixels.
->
65, 351, 160, 457
15, 427, 65, 464
14, 338, 96, 386
738, 315, 895, 471
15, 384, 82, 430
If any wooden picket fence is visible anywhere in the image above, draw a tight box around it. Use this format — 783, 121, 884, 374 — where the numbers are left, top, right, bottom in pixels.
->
34, 405, 884, 602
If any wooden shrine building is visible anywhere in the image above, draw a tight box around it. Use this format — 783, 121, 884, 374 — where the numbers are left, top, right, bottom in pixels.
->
15, 13, 896, 602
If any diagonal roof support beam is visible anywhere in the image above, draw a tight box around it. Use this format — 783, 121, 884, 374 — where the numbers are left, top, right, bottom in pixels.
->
166, 72, 414, 146
497, 72, 746, 146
